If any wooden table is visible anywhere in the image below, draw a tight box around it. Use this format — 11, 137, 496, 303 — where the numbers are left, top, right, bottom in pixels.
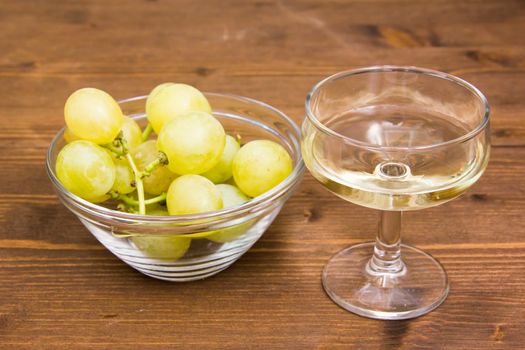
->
1, 1, 524, 349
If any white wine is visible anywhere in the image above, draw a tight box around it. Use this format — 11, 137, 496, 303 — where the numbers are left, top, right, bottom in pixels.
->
302, 107, 489, 211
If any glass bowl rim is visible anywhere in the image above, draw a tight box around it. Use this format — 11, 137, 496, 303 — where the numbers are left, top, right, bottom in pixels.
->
46, 92, 305, 224
305, 65, 490, 152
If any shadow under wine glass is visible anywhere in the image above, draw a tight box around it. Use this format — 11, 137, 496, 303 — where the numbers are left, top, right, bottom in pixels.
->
301, 66, 490, 320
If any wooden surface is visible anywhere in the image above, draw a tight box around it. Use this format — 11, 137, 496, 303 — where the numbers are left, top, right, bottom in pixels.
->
1, 0, 524, 349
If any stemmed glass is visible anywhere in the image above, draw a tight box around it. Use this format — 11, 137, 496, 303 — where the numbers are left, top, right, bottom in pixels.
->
301, 66, 490, 320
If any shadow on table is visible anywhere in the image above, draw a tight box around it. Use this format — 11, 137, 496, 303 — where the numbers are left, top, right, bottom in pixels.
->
380, 320, 411, 349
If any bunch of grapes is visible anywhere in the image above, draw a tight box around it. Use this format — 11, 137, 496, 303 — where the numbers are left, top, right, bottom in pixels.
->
56, 83, 293, 258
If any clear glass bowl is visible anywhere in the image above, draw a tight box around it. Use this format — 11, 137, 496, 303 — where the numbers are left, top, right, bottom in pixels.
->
46, 93, 304, 282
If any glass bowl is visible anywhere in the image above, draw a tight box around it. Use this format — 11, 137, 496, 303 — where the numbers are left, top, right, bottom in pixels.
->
46, 93, 304, 282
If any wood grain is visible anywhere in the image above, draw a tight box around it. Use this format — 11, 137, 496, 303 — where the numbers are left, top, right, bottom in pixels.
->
1, 0, 524, 349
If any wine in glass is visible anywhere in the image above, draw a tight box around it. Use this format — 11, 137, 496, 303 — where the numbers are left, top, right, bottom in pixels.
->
301, 66, 490, 319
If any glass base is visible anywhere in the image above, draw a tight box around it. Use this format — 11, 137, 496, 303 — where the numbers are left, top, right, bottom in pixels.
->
322, 242, 449, 320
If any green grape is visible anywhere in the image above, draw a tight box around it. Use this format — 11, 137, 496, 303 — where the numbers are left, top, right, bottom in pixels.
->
157, 111, 225, 175
132, 235, 191, 260
166, 175, 223, 215
207, 220, 253, 243
232, 140, 293, 197
56, 140, 116, 201
207, 184, 252, 243
111, 158, 135, 195
146, 203, 169, 216
64, 88, 123, 144
216, 184, 251, 207
224, 176, 238, 186
120, 116, 142, 151
90, 194, 111, 203
147, 82, 172, 104
202, 135, 240, 183
146, 83, 212, 134
63, 127, 80, 143
133, 140, 177, 195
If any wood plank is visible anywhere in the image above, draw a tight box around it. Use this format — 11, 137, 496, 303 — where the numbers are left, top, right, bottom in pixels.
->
0, 148, 523, 349
0, 67, 524, 148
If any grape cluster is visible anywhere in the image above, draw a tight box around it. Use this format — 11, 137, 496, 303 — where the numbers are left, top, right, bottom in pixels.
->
55, 83, 293, 259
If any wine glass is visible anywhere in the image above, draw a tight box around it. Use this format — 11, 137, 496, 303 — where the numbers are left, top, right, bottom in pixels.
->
301, 66, 490, 320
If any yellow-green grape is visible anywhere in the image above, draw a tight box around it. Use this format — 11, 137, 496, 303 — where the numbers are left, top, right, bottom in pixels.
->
207, 184, 252, 243
90, 194, 111, 203
216, 184, 251, 207
56, 140, 116, 201
146, 83, 212, 134
132, 235, 191, 260
166, 175, 223, 215
157, 111, 226, 175
133, 140, 177, 195
111, 158, 135, 194
232, 140, 293, 197
145, 83, 174, 133
202, 135, 240, 183
148, 82, 172, 100
120, 116, 142, 151
130, 204, 189, 259
64, 88, 123, 144
63, 127, 80, 143
146, 204, 169, 216
224, 176, 238, 186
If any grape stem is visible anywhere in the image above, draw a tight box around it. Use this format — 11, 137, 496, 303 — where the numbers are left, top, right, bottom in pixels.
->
103, 134, 147, 214
140, 152, 169, 178
125, 153, 146, 215
104, 141, 126, 157
117, 202, 139, 214
103, 131, 128, 158
115, 192, 167, 207
142, 123, 153, 142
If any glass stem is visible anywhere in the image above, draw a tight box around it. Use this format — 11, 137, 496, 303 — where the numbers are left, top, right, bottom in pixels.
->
367, 210, 405, 275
